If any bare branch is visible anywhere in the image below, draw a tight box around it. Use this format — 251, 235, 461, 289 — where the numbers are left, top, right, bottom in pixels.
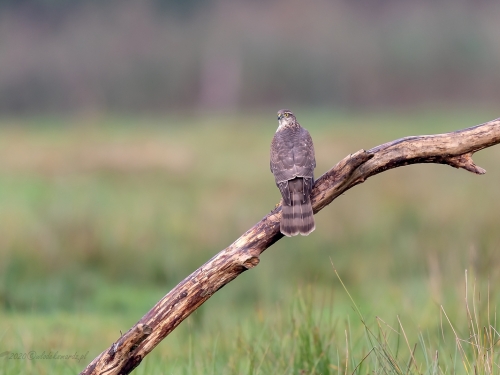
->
80, 117, 500, 375
313, 118, 500, 212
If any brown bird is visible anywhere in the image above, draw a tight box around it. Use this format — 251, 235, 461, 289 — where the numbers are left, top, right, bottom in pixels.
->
270, 109, 316, 236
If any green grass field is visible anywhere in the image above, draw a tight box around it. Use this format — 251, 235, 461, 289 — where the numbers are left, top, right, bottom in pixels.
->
1, 109, 499, 374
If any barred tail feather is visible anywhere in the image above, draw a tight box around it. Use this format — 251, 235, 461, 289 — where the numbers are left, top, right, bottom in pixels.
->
281, 191, 315, 237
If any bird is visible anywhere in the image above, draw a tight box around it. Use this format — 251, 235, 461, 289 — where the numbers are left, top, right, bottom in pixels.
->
270, 109, 316, 237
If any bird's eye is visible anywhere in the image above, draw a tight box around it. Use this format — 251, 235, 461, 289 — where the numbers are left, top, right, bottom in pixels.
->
284, 113, 288, 118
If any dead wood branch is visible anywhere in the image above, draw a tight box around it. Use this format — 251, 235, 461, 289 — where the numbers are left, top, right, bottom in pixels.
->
80, 117, 500, 375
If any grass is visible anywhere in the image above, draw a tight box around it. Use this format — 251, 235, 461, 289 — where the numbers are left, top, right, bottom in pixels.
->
0, 108, 499, 374
1, 276, 498, 374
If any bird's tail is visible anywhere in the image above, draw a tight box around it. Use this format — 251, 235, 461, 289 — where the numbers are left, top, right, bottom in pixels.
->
281, 186, 315, 237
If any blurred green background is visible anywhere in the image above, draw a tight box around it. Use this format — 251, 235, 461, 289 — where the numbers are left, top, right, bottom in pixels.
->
0, 1, 499, 374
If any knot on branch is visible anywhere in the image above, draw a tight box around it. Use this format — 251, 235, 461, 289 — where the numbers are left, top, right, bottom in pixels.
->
113, 323, 152, 358
243, 256, 260, 269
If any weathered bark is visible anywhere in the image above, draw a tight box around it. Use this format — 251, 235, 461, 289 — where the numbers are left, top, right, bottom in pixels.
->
80, 117, 500, 375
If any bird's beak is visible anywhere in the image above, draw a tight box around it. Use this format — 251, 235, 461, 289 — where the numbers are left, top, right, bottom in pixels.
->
277, 114, 282, 120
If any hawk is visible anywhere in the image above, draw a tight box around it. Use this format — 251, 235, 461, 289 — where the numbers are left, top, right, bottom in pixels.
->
270, 109, 316, 237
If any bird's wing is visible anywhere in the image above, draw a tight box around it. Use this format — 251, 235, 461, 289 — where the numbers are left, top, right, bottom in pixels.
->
270, 132, 294, 183
271, 133, 293, 204
293, 127, 316, 182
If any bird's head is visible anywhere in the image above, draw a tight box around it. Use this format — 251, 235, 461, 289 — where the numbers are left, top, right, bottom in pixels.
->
276, 109, 296, 131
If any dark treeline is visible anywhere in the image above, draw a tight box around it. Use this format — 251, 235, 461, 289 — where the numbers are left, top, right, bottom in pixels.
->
0, 0, 499, 113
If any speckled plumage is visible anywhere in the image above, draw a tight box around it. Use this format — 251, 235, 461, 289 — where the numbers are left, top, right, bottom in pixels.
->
270, 109, 316, 236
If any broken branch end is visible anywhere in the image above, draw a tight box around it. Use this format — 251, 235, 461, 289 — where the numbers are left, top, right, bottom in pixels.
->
446, 153, 486, 175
